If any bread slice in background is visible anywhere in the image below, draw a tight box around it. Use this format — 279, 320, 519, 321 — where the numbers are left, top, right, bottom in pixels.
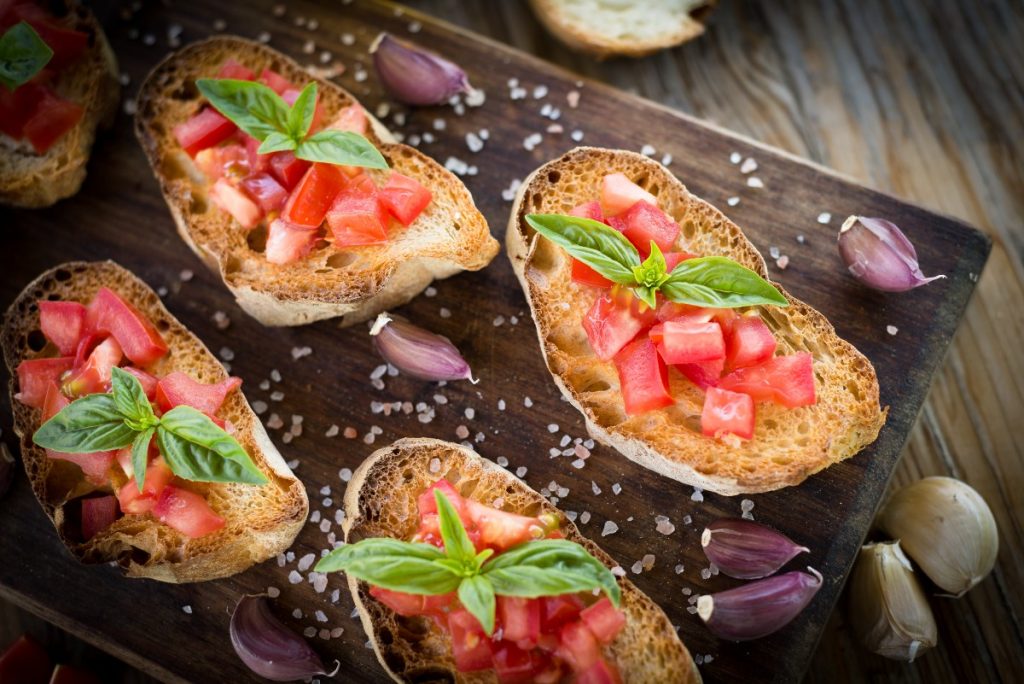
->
528, 0, 717, 59
1, 261, 308, 582
135, 36, 498, 327
343, 437, 701, 683
507, 147, 886, 496
0, 1, 120, 208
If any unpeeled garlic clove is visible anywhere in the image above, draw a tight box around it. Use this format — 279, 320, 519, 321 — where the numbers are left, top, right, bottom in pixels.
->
849, 541, 937, 662
370, 33, 471, 106
230, 595, 338, 681
876, 476, 998, 597
701, 518, 809, 579
838, 216, 945, 292
696, 568, 822, 641
370, 313, 477, 383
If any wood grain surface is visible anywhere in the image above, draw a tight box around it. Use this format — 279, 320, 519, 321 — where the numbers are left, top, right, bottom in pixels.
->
0, 1, 1016, 683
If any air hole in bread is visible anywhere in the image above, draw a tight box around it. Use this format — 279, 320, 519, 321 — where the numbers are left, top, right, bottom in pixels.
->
582, 379, 611, 393
530, 192, 542, 209
401, 469, 415, 483
247, 224, 268, 253
326, 251, 358, 268
797, 421, 810, 434
159, 157, 185, 181
54, 269, 71, 281
378, 627, 394, 645
26, 330, 47, 352
548, 170, 561, 184
156, 319, 170, 333
763, 419, 778, 430
846, 380, 863, 401
168, 81, 199, 101
681, 220, 696, 240
593, 404, 626, 427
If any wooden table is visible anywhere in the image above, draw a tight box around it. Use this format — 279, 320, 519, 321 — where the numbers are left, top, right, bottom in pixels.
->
0, 1, 1020, 683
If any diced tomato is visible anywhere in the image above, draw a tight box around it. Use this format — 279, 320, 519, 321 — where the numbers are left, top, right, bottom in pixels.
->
42, 380, 68, 420
269, 151, 311, 190
48, 664, 102, 684
47, 426, 115, 486
542, 595, 584, 631
155, 372, 241, 415
241, 134, 272, 174
154, 486, 224, 538
194, 144, 248, 181
493, 642, 552, 684
369, 586, 453, 617
580, 599, 626, 645
658, 303, 738, 337
210, 177, 262, 229
62, 336, 122, 397
14, 357, 73, 408
81, 495, 118, 541
569, 201, 604, 222
38, 300, 86, 356
677, 358, 725, 390
216, 59, 255, 80
281, 87, 325, 132
466, 499, 545, 551
600, 173, 656, 217
265, 218, 319, 265
259, 68, 293, 95
726, 316, 777, 369
328, 104, 368, 134
0, 81, 47, 138
663, 250, 697, 271
654, 319, 725, 365
417, 479, 465, 517
701, 387, 755, 440
621, 200, 679, 254
571, 260, 614, 289
613, 337, 674, 415
498, 596, 541, 646
22, 90, 83, 154
10, 5, 88, 69
122, 367, 158, 400
240, 172, 288, 212
85, 287, 168, 366
447, 609, 492, 672
718, 352, 816, 408
326, 192, 389, 247
557, 620, 601, 672
117, 457, 174, 514
576, 659, 623, 684
0, 635, 51, 684
282, 163, 346, 227
583, 293, 654, 361
173, 108, 236, 157
377, 172, 431, 227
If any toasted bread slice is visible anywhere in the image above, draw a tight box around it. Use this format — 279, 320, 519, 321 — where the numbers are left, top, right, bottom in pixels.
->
507, 147, 886, 495
134, 36, 498, 327
528, 0, 717, 59
1, 261, 308, 582
343, 438, 701, 683
0, 1, 119, 208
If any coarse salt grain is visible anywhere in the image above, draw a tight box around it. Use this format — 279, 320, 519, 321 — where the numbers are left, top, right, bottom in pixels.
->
298, 553, 316, 571
571, 459, 585, 469
570, 129, 584, 142
691, 488, 704, 502
747, 176, 764, 188
464, 407, 476, 420
343, 427, 357, 439
252, 400, 268, 415
523, 133, 543, 151
817, 212, 832, 224
466, 132, 484, 152
515, 466, 527, 477
656, 518, 676, 535
740, 157, 758, 174
701, 568, 712, 580
547, 423, 559, 433
675, 564, 685, 575
580, 511, 591, 524
497, 456, 509, 467
533, 85, 548, 99
440, 307, 451, 319
729, 152, 742, 164
631, 561, 643, 574
182, 605, 193, 614
524, 396, 533, 407
641, 144, 656, 156
303, 626, 317, 638
498, 399, 506, 410
887, 325, 899, 335
288, 570, 302, 584
339, 468, 352, 482
642, 554, 655, 570
592, 481, 602, 495
267, 414, 283, 429
611, 566, 626, 577
776, 255, 790, 270
325, 424, 339, 437
612, 483, 622, 495
661, 153, 673, 166
727, 196, 740, 207
601, 521, 619, 537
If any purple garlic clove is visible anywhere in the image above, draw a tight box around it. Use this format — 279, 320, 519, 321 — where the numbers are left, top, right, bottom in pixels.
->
838, 215, 945, 292
697, 568, 822, 641
230, 595, 338, 681
370, 313, 477, 383
701, 518, 809, 579
370, 33, 471, 106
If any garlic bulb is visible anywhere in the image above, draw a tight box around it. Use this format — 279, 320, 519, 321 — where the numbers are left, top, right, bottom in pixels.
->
876, 477, 998, 596
850, 541, 937, 662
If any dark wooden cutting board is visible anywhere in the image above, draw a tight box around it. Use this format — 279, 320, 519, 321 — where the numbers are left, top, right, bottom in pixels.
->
0, 0, 990, 682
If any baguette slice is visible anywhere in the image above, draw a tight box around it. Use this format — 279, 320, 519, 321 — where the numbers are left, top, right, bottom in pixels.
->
528, 0, 717, 59
343, 438, 701, 683
1, 261, 309, 582
135, 36, 498, 327
0, 1, 120, 208
507, 147, 887, 495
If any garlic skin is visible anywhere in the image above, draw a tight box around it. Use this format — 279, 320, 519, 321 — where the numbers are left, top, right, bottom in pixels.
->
876, 477, 998, 597
370, 33, 471, 106
701, 518, 809, 579
850, 541, 937, 662
838, 216, 945, 292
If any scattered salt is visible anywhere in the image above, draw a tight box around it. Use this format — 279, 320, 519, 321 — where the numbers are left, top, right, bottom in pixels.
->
887, 325, 899, 336
817, 212, 832, 224
570, 129, 584, 142
515, 466, 528, 478
339, 468, 352, 482
580, 511, 591, 524
611, 483, 622, 495
298, 553, 316, 572
729, 152, 742, 164
182, 605, 192, 615
747, 176, 764, 188
601, 521, 619, 537
592, 481, 602, 495
642, 554, 656, 571
325, 425, 339, 438
675, 564, 685, 575
288, 570, 302, 584
727, 196, 740, 207
691, 488, 704, 502
740, 157, 758, 174
631, 561, 643, 574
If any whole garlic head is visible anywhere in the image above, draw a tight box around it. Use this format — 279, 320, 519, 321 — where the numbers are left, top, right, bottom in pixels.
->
876, 477, 998, 597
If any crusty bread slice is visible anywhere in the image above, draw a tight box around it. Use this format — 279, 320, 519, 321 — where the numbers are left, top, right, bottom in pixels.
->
0, 1, 119, 208
134, 36, 498, 327
507, 147, 887, 496
343, 438, 701, 684
1, 261, 308, 582
528, 0, 717, 59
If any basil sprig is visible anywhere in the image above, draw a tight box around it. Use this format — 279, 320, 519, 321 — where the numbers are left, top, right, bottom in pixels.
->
33, 367, 268, 491
195, 78, 388, 169
316, 490, 621, 635
525, 213, 789, 309
0, 22, 53, 91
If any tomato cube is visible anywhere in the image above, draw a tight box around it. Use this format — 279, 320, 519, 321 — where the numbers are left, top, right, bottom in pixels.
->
282, 163, 346, 227
47, 435, 115, 486
447, 609, 492, 672
377, 172, 432, 226
569, 201, 604, 222
493, 642, 551, 684
259, 68, 294, 95
269, 151, 311, 189
122, 367, 158, 399
15, 357, 73, 408
542, 595, 584, 631
173, 108, 236, 157
726, 316, 777, 369
155, 372, 242, 416
38, 300, 86, 356
265, 218, 319, 265
42, 381, 68, 421
0, 635, 51, 684
655, 320, 725, 365
580, 598, 626, 644
557, 620, 601, 672
281, 87, 326, 132
240, 172, 288, 212
718, 352, 816, 408
216, 59, 255, 81
154, 486, 224, 538
677, 358, 726, 390
701, 387, 755, 440
326, 192, 389, 247
417, 479, 465, 518
210, 177, 262, 229
328, 104, 368, 134
658, 304, 738, 337
10, 5, 88, 69
600, 173, 656, 217
117, 457, 174, 514
194, 144, 248, 181
242, 134, 272, 174
86, 288, 168, 365
583, 293, 653, 361
663, 250, 697, 272
23, 90, 83, 154
369, 586, 426, 616
621, 200, 679, 254
576, 659, 623, 684
465, 499, 543, 551
0, 81, 47, 139
62, 336, 122, 397
81, 495, 118, 541
498, 596, 541, 646
613, 337, 674, 415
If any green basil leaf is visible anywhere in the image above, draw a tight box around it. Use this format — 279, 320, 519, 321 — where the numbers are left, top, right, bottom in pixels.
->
257, 131, 297, 155
660, 256, 789, 308
524, 214, 639, 285
287, 82, 317, 139
315, 539, 461, 595
482, 539, 621, 606
633, 241, 669, 287
195, 78, 289, 141
131, 427, 154, 492
0, 22, 53, 91
110, 367, 157, 429
458, 575, 496, 635
316, 538, 446, 571
634, 285, 658, 309
294, 129, 388, 169
436, 489, 477, 566
33, 394, 136, 453
156, 406, 268, 485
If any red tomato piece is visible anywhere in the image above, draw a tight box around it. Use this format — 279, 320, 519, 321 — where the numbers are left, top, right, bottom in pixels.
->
240, 172, 288, 212
492, 642, 551, 684
194, 144, 248, 181
541, 595, 584, 631
0, 635, 51, 684
23, 90, 83, 154
328, 104, 368, 134
566, 202, 616, 287
14, 357, 73, 408
86, 288, 168, 365
576, 659, 623, 684
265, 218, 319, 265
154, 486, 224, 538
600, 172, 656, 217
701, 387, 755, 440
582, 293, 653, 361
621, 200, 679, 254
44, 385, 115, 484
281, 87, 325, 132
368, 586, 454, 617
10, 5, 88, 69
122, 367, 158, 400
557, 620, 601, 672
726, 316, 777, 369
613, 337, 674, 415
42, 380, 67, 421
242, 134, 272, 174
155, 372, 241, 415
377, 172, 432, 226
447, 609, 492, 672
718, 352, 816, 408
173, 108, 236, 157
677, 358, 726, 390
0, 81, 47, 138
259, 68, 293, 94
326, 192, 389, 247
117, 457, 174, 515
210, 177, 262, 229
216, 58, 255, 81
269, 151, 311, 190
654, 320, 725, 365
497, 596, 541, 646
658, 303, 739, 337
569, 201, 604, 222
580, 598, 626, 644
38, 300, 86, 356
417, 479, 465, 518
62, 336, 122, 397
48, 664, 101, 684
465, 499, 544, 551
663, 250, 697, 271
81, 495, 118, 541
282, 163, 346, 227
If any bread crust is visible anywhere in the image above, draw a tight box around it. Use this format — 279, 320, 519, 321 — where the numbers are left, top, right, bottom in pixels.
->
134, 36, 498, 327
0, 1, 120, 208
506, 147, 887, 495
1, 261, 309, 582
343, 438, 701, 683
